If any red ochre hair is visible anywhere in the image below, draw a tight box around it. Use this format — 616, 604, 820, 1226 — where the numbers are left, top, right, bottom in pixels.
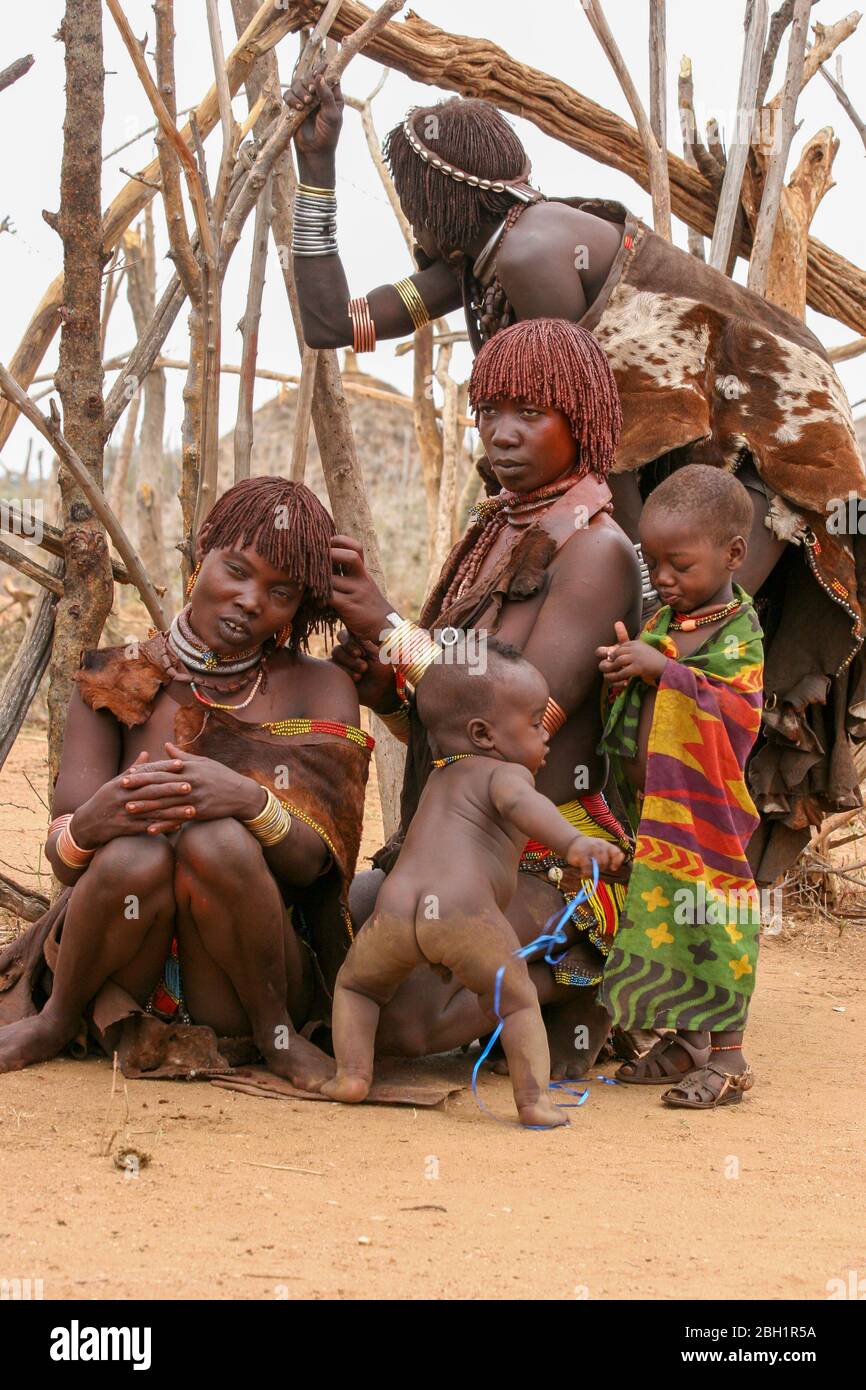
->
468, 318, 623, 480
197, 476, 337, 651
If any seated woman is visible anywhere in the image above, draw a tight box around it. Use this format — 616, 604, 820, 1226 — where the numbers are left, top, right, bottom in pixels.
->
0, 478, 372, 1089
330, 318, 641, 1078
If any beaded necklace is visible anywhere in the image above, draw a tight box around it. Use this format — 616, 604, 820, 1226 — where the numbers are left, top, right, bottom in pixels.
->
669, 597, 741, 632
447, 473, 582, 607
169, 606, 263, 675
191, 670, 263, 711
431, 753, 476, 768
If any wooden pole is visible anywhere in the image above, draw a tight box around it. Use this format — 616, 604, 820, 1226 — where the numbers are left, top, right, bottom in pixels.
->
290, 344, 318, 483
230, 0, 407, 836
235, 180, 273, 482
708, 0, 768, 272
677, 56, 705, 259
648, 1, 668, 189
582, 0, 672, 239
747, 0, 811, 296
47, 0, 115, 794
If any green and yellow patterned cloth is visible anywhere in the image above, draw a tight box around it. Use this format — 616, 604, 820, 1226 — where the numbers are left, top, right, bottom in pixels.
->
600, 587, 764, 1031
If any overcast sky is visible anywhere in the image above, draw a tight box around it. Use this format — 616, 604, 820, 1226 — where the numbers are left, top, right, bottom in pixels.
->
2, 0, 865, 477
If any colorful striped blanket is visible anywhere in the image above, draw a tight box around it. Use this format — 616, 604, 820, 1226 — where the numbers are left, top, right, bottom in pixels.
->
600, 587, 764, 1031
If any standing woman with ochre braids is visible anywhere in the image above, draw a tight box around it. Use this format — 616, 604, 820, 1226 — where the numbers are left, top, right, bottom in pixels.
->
330, 319, 641, 1077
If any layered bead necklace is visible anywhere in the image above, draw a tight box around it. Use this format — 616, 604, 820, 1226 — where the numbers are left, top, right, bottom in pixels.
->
446, 473, 581, 608
168, 605, 266, 711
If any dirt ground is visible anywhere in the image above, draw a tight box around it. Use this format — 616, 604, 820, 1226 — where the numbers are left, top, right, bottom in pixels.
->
2, 731, 865, 1301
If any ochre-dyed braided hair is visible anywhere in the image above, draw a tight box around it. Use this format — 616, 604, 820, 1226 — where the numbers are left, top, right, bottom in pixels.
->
468, 319, 623, 480
383, 97, 530, 253
197, 477, 337, 651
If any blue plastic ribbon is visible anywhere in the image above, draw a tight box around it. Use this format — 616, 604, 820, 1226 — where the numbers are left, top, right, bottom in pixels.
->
471, 858, 600, 1126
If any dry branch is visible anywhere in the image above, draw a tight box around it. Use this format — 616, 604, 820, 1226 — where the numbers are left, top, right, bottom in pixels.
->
677, 56, 705, 259
0, 365, 168, 630
154, 0, 200, 303
0, 503, 147, 590
747, 0, 811, 297
820, 60, 866, 153
757, 0, 821, 106
0, 0, 297, 451
235, 182, 273, 482
830, 336, 866, 363
0, 54, 34, 94
107, 0, 216, 265
290, 344, 318, 483
708, 0, 768, 271
125, 211, 168, 593
796, 13, 862, 93
0, 872, 49, 924
0, 55, 35, 94
0, 537, 65, 596
582, 0, 671, 239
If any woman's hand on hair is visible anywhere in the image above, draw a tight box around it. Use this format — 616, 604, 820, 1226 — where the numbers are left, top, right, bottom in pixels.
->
330, 535, 392, 644
331, 629, 400, 713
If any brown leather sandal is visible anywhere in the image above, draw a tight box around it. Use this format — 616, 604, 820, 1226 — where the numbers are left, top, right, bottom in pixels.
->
661, 1063, 754, 1109
615, 1032, 711, 1084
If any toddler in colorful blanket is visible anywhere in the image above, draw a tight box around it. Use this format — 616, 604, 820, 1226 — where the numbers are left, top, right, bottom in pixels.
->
597, 463, 764, 1109
318, 640, 624, 1128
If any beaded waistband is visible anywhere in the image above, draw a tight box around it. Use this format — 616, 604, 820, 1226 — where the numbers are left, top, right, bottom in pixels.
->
260, 717, 375, 750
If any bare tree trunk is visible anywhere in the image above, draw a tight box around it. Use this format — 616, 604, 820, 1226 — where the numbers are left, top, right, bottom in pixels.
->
47, 0, 113, 795
125, 208, 168, 592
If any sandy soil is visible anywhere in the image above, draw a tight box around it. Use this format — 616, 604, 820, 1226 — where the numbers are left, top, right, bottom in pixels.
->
1, 733, 865, 1301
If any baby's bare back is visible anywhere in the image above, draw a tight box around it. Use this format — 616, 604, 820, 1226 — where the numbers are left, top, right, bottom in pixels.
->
343, 761, 525, 1000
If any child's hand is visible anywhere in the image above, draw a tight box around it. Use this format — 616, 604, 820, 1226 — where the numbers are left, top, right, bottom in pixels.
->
566, 835, 625, 876
597, 620, 667, 687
